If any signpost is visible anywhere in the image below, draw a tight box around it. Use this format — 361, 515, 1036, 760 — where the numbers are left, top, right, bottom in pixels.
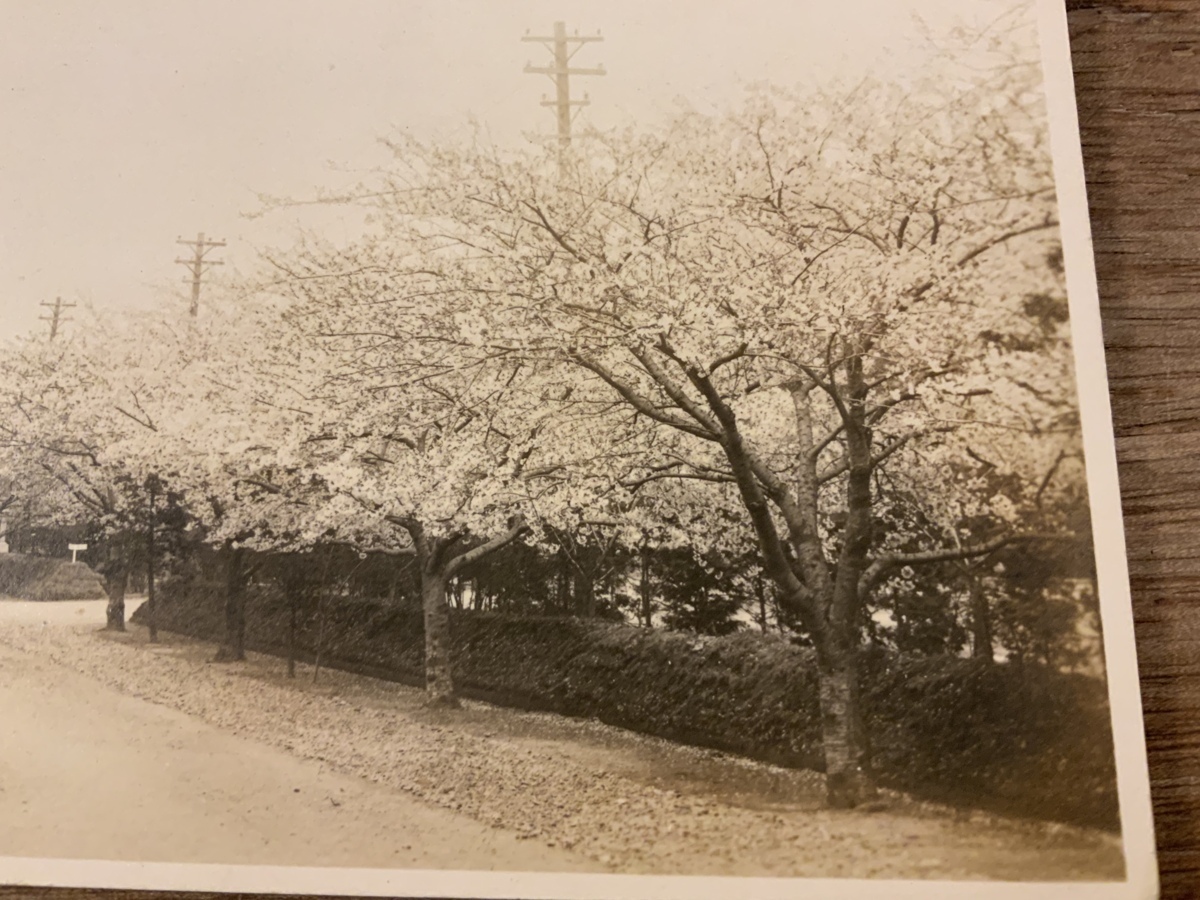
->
68, 543, 87, 564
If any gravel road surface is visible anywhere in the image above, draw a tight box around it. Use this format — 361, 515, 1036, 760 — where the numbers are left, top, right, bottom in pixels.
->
0, 603, 586, 872
0, 600, 1125, 881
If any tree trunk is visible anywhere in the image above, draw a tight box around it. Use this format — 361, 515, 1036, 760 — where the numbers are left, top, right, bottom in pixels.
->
394, 516, 525, 705
819, 356, 877, 809
311, 549, 333, 684
555, 549, 570, 613
755, 572, 768, 632
573, 564, 596, 618
421, 570, 458, 707
287, 590, 297, 678
103, 563, 128, 632
817, 643, 873, 809
146, 552, 157, 643
215, 546, 247, 662
146, 483, 157, 644
639, 544, 653, 628
710, 376, 877, 808
969, 575, 994, 661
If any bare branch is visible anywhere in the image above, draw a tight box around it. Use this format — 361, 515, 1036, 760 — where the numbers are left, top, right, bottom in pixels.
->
113, 405, 158, 432
956, 217, 1059, 267
708, 343, 749, 375
445, 517, 529, 577
817, 433, 914, 485
569, 353, 720, 442
859, 533, 1076, 599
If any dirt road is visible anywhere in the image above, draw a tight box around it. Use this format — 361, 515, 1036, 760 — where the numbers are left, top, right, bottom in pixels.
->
0, 601, 587, 872
0, 599, 1126, 881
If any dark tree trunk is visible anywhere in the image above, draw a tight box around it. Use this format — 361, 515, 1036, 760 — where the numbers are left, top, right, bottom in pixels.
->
421, 569, 457, 707
556, 548, 570, 613
146, 553, 157, 643
969, 575, 994, 661
639, 544, 653, 628
103, 563, 128, 632
146, 481, 158, 644
276, 561, 307, 678
214, 546, 247, 662
574, 568, 596, 618
311, 548, 333, 684
287, 590, 297, 678
755, 572, 768, 632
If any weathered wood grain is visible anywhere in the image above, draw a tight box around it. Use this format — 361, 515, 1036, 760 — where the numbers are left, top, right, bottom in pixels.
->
1068, 2, 1200, 896
2, 3, 1195, 899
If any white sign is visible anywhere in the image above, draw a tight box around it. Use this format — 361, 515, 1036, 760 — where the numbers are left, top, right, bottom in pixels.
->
67, 543, 87, 564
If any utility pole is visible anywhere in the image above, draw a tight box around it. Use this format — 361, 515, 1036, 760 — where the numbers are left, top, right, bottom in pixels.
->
523, 22, 604, 180
175, 232, 226, 317
38, 297, 76, 341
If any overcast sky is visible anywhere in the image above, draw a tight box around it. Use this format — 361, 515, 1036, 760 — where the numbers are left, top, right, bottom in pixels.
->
0, 0, 1025, 338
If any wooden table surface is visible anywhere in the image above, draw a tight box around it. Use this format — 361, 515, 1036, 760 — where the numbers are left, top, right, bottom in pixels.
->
1073, 1, 1200, 896
3, 2, 1198, 898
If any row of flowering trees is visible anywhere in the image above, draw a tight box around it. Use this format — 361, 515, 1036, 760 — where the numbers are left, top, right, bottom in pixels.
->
0, 14, 1094, 808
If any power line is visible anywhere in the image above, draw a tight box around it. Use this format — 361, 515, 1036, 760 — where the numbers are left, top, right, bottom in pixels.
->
523, 22, 604, 180
38, 296, 76, 341
175, 232, 226, 317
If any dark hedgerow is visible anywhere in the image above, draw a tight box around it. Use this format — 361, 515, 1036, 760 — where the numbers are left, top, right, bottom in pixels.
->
0, 552, 107, 601
135, 583, 1118, 830
860, 649, 1118, 829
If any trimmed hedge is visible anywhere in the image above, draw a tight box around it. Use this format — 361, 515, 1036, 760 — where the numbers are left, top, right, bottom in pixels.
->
863, 651, 1119, 829
0, 553, 107, 601
135, 582, 1119, 830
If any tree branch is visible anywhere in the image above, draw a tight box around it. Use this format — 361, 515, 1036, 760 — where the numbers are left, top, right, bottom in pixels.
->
858, 532, 1074, 599
521, 202, 585, 262
570, 352, 720, 442
956, 218, 1059, 268
621, 469, 736, 492
239, 477, 284, 495
638, 340, 726, 436
817, 433, 914, 485
708, 342, 749, 375
445, 517, 530, 577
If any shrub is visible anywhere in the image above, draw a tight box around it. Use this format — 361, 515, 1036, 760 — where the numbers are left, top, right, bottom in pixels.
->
135, 583, 1118, 830
0, 553, 107, 601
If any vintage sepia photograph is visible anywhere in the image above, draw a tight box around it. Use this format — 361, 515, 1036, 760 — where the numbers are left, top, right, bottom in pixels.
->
0, 1, 1157, 897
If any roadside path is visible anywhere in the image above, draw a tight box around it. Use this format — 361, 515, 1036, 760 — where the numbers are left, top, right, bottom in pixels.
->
0, 600, 1125, 880
0, 602, 587, 872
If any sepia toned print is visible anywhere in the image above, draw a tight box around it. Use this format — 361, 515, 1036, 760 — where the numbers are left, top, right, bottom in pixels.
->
0, 1, 1156, 897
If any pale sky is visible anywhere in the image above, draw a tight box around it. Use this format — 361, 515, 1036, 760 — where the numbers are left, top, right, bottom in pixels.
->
0, 0, 1021, 338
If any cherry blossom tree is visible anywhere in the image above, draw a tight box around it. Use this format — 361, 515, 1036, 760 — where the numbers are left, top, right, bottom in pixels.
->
320, 12, 1080, 806
167, 249, 633, 702
0, 313, 179, 629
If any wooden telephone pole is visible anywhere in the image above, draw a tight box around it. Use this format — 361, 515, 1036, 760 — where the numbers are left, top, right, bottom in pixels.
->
523, 22, 604, 180
38, 296, 76, 341
175, 232, 226, 317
